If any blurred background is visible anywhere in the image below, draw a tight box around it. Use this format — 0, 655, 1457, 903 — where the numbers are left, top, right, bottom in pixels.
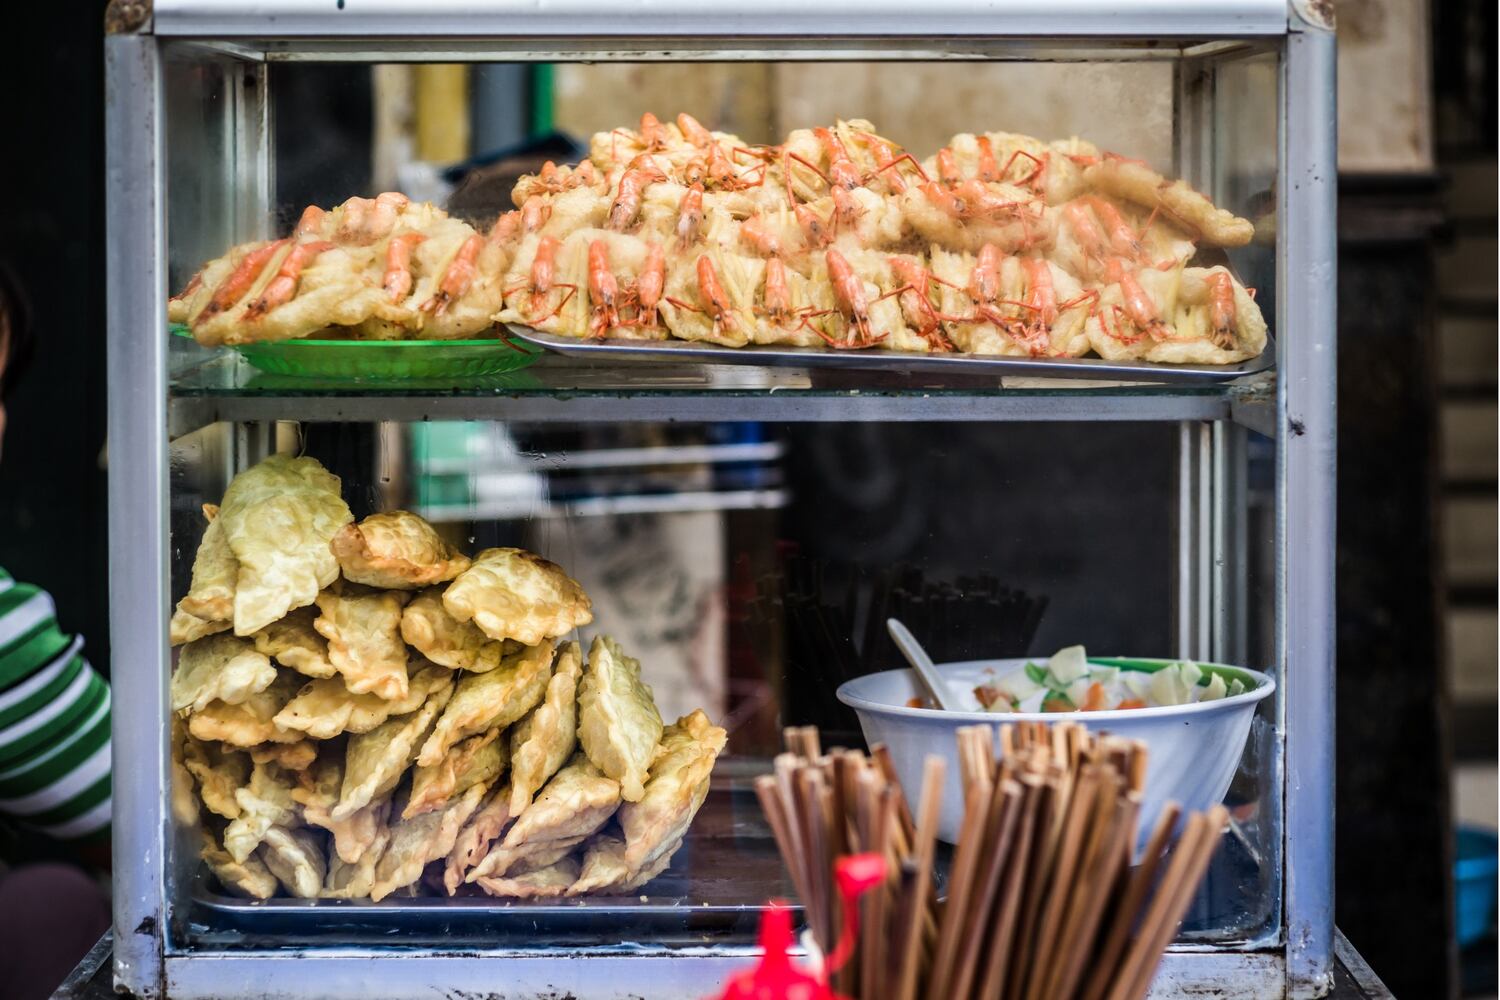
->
0, 1, 1495, 997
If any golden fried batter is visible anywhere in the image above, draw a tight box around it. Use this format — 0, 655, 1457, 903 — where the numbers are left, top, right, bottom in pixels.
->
577, 636, 663, 803
331, 511, 471, 590
442, 548, 592, 645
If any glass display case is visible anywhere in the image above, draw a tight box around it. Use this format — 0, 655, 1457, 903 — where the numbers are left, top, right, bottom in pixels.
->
104, 2, 1335, 997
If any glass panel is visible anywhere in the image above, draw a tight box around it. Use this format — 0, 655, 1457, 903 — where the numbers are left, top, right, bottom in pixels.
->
158, 39, 1284, 957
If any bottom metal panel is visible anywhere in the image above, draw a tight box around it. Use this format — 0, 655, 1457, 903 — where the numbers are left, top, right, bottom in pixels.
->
163, 950, 1286, 1000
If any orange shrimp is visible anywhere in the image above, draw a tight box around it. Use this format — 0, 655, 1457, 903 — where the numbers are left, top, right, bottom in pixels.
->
608, 159, 666, 231
813, 127, 862, 190
364, 192, 409, 241
639, 112, 669, 151
794, 203, 832, 249
760, 256, 794, 324
336, 197, 371, 241
936, 147, 963, 187
888, 256, 958, 351
677, 112, 714, 149
740, 214, 783, 257
1087, 195, 1146, 261
244, 240, 333, 321
508, 235, 576, 322
586, 240, 622, 337
966, 243, 1035, 341
1105, 257, 1169, 342
382, 233, 426, 303
487, 210, 521, 248
170, 269, 204, 306
521, 194, 551, 234
975, 136, 999, 183
665, 255, 737, 336
632, 242, 666, 328
831, 186, 863, 234
676, 183, 704, 247
294, 205, 327, 238
1207, 271, 1238, 349
195, 239, 287, 325
1063, 199, 1111, 271
820, 248, 884, 349
859, 132, 927, 193
420, 234, 482, 315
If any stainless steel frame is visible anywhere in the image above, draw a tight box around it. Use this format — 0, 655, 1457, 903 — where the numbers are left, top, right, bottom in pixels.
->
105, 3, 1336, 996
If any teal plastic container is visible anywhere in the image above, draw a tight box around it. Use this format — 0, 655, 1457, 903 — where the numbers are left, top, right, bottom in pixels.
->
1456, 826, 1498, 949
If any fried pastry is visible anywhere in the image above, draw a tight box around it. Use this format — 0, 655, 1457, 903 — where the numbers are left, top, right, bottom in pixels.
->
443, 781, 514, 895
186, 672, 303, 748
618, 710, 726, 874
174, 506, 238, 637
248, 740, 318, 772
566, 832, 675, 896
370, 781, 489, 901
404, 727, 508, 820
417, 639, 555, 767
400, 587, 506, 673
182, 736, 250, 820
508, 640, 582, 816
259, 825, 328, 899
172, 633, 277, 715
170, 718, 202, 826
253, 607, 337, 679
217, 455, 352, 636
314, 587, 412, 701
201, 829, 279, 900
474, 856, 580, 899
273, 664, 453, 741
469, 752, 620, 882
1082, 158, 1254, 248
224, 761, 298, 863
442, 548, 592, 646
322, 823, 391, 899
295, 752, 392, 865
333, 682, 452, 821
577, 636, 663, 802
331, 511, 471, 590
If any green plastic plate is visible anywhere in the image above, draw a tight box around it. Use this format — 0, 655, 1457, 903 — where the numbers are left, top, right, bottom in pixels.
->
171, 326, 541, 380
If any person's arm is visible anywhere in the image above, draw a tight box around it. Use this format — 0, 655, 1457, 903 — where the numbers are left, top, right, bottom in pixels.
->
0, 569, 112, 860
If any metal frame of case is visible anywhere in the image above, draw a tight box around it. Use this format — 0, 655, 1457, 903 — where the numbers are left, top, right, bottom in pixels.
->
104, 2, 1336, 996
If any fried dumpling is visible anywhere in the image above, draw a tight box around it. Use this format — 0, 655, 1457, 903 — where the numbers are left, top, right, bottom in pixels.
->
223, 761, 298, 863
370, 781, 489, 901
566, 832, 675, 896
170, 607, 230, 646
217, 455, 353, 636
259, 825, 328, 899
253, 607, 337, 679
469, 753, 620, 882
294, 752, 392, 866
273, 664, 453, 741
333, 682, 452, 821
475, 856, 581, 899
509, 640, 582, 816
577, 636, 663, 802
417, 639, 555, 767
618, 710, 726, 874
443, 781, 515, 895
201, 829, 279, 900
248, 740, 318, 772
331, 511, 471, 591
182, 736, 250, 819
187, 672, 303, 748
170, 718, 202, 826
400, 587, 507, 673
174, 505, 238, 636
322, 823, 390, 899
442, 547, 592, 645
404, 727, 508, 820
314, 587, 412, 701
171, 634, 277, 714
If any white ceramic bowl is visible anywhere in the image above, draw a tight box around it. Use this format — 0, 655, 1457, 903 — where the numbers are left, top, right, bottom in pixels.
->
836, 657, 1275, 847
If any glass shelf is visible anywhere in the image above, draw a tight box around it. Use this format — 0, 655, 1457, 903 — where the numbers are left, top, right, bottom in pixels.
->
168, 353, 1274, 433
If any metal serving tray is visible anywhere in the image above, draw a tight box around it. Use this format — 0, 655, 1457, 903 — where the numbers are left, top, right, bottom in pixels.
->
510, 326, 1276, 385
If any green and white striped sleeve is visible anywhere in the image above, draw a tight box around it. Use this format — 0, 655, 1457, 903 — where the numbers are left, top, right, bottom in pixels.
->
0, 569, 112, 842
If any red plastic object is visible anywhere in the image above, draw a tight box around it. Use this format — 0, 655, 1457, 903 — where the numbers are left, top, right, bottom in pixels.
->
708, 853, 887, 1000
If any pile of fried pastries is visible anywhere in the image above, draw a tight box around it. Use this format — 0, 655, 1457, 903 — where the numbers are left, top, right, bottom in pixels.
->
169, 114, 1266, 366
170, 454, 725, 902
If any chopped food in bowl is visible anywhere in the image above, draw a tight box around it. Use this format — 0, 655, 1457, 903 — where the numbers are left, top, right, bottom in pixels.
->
969, 645, 1251, 713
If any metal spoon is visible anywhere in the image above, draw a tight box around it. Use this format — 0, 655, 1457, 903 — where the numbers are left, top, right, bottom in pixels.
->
886, 618, 963, 711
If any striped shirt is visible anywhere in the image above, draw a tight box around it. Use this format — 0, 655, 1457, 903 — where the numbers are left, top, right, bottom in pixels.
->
0, 569, 111, 841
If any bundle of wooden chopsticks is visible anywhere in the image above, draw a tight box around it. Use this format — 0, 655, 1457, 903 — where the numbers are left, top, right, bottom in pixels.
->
755, 722, 1229, 1000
